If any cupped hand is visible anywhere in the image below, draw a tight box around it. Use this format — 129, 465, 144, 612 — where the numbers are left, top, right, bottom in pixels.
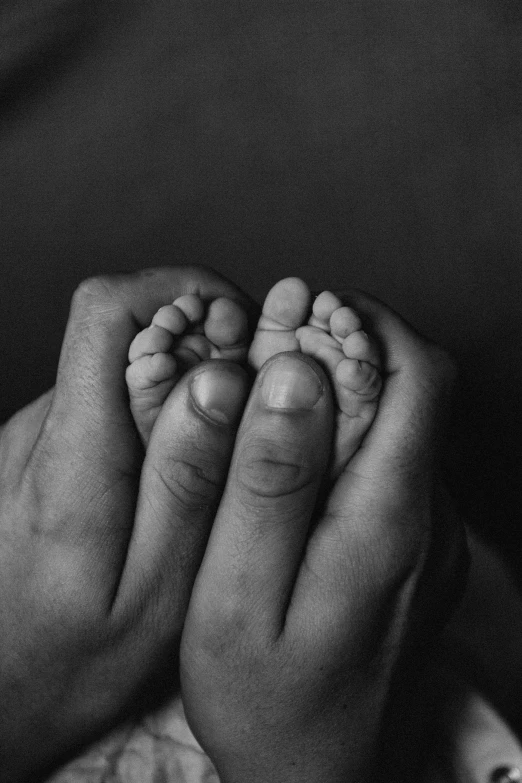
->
180, 288, 463, 783
0, 265, 256, 783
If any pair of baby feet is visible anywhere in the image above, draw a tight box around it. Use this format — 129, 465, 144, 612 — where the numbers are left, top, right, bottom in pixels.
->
126, 278, 382, 480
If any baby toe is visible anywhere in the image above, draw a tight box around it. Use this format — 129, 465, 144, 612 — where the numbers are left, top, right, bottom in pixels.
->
128, 325, 174, 363
248, 278, 311, 370
342, 330, 381, 368
296, 325, 344, 373
172, 294, 205, 325
126, 352, 178, 390
336, 358, 382, 397
309, 290, 343, 330
259, 278, 312, 331
329, 306, 363, 343
151, 304, 188, 334
175, 333, 213, 368
205, 297, 249, 349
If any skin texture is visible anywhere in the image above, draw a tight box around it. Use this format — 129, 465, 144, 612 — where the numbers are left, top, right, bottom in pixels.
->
1, 0, 521, 565
0, 265, 462, 783
0, 266, 257, 783
180, 289, 460, 783
1, 1, 520, 773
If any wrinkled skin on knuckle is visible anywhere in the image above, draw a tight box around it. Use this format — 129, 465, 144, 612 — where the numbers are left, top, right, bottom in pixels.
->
70, 275, 127, 329
154, 456, 221, 516
237, 437, 318, 500
72, 274, 117, 309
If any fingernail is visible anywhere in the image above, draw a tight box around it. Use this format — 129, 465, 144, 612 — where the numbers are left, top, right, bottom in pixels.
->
191, 367, 246, 424
261, 356, 322, 410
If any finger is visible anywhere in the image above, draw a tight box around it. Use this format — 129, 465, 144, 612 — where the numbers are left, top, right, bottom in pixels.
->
335, 287, 457, 484
25, 266, 257, 587
53, 265, 256, 467
315, 287, 457, 547
291, 290, 458, 644
189, 352, 334, 639
114, 361, 250, 627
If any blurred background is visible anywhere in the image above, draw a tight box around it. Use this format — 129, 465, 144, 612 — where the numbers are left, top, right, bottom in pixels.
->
1, 0, 521, 559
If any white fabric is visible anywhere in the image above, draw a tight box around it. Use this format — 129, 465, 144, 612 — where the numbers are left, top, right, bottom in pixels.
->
48, 697, 218, 783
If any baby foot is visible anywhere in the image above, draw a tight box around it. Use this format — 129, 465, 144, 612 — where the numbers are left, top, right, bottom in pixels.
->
249, 278, 381, 480
126, 294, 249, 445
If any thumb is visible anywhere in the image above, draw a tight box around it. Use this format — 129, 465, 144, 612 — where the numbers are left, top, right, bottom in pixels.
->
25, 265, 257, 589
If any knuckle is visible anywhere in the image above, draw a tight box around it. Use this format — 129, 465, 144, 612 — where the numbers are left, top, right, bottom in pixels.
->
155, 457, 221, 514
70, 276, 127, 332
237, 438, 316, 499
72, 275, 117, 308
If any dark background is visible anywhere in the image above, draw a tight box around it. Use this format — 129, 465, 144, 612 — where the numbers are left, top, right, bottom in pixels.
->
1, 0, 521, 557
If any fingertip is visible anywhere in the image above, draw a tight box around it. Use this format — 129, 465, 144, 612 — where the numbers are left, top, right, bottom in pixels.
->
190, 362, 250, 425
259, 353, 324, 411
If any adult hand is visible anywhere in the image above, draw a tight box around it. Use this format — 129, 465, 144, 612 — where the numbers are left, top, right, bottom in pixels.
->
0, 265, 256, 783
180, 288, 463, 783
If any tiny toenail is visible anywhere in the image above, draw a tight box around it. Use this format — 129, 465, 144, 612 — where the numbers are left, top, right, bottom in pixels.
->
261, 356, 323, 410
190, 367, 247, 424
